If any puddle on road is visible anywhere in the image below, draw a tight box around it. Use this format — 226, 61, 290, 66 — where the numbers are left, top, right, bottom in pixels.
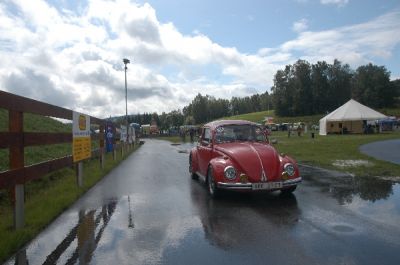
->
301, 166, 400, 228
5, 158, 400, 265
5, 199, 120, 265
4, 193, 200, 265
170, 141, 195, 154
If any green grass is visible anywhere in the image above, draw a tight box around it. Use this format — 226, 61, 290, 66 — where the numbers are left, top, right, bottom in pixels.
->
222, 108, 400, 125
221, 110, 274, 123
379, 108, 400, 117
222, 110, 324, 125
159, 130, 400, 177
269, 130, 400, 176
0, 109, 98, 171
0, 109, 73, 171
0, 146, 139, 263
0, 108, 72, 133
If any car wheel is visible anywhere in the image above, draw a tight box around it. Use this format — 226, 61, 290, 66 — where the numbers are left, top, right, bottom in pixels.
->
280, 185, 297, 195
189, 154, 198, 179
207, 166, 219, 198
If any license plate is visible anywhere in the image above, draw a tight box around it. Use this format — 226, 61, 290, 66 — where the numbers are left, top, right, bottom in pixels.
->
252, 182, 282, 190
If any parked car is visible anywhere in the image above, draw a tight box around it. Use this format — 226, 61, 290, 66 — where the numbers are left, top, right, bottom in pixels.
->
265, 123, 278, 131
311, 124, 319, 131
189, 120, 301, 197
279, 123, 289, 131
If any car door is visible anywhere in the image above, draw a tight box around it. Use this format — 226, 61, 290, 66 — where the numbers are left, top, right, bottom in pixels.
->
197, 127, 213, 176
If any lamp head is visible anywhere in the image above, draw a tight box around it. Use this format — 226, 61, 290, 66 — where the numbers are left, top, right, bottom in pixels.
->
123, 58, 130, 65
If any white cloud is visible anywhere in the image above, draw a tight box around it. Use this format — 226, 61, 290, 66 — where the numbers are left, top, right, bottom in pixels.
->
0, 0, 399, 118
280, 11, 400, 66
292, 18, 309, 32
320, 0, 349, 7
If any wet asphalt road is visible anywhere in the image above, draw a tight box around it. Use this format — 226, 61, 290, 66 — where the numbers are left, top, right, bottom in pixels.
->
5, 139, 400, 265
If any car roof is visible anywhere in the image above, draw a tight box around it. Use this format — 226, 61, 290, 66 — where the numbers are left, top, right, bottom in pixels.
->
204, 120, 260, 130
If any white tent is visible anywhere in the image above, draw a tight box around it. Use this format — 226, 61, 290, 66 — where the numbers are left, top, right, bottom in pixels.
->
319, 99, 387, 135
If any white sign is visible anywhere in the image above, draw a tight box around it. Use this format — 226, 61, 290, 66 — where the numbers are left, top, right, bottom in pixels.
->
120, 125, 136, 143
73, 112, 90, 137
120, 125, 127, 142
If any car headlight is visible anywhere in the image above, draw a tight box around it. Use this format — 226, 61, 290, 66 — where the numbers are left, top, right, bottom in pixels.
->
224, 166, 236, 180
284, 163, 295, 177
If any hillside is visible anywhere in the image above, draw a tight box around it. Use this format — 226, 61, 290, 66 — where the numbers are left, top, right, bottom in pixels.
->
0, 108, 72, 171
221, 108, 400, 125
0, 108, 71, 132
222, 110, 323, 125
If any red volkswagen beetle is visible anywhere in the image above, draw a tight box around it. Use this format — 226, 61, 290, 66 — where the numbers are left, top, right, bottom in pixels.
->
189, 120, 301, 197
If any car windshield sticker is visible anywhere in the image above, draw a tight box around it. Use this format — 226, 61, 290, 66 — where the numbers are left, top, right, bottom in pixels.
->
216, 127, 224, 133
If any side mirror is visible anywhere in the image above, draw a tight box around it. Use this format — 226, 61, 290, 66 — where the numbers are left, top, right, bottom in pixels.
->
200, 139, 212, 147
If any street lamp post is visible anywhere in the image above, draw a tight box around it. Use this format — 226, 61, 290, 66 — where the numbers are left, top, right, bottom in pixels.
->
123, 58, 130, 150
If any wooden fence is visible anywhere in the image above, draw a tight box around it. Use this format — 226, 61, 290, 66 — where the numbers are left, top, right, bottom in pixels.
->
0, 90, 130, 229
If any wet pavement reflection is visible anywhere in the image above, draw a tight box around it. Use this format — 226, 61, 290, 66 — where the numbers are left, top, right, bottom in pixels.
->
4, 139, 400, 265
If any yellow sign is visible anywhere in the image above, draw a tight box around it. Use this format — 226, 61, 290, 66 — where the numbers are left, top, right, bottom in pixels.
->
73, 137, 91, 162
73, 112, 91, 162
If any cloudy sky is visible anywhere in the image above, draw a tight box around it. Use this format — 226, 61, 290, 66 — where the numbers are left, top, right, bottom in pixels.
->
0, 0, 399, 118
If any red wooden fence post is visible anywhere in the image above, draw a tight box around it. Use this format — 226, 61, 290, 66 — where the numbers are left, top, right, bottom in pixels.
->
9, 110, 25, 229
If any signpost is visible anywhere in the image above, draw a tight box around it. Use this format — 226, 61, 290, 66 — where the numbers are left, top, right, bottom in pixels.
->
120, 125, 126, 156
72, 112, 91, 186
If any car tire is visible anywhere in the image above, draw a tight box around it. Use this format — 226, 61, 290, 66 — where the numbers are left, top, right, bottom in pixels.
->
280, 185, 297, 195
207, 166, 219, 198
189, 154, 198, 180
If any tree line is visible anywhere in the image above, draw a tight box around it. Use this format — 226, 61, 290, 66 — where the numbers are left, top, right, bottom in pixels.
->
119, 92, 271, 130
272, 59, 398, 116
116, 59, 399, 129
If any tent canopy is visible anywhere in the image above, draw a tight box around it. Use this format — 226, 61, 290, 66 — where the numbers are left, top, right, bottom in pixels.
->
319, 99, 387, 135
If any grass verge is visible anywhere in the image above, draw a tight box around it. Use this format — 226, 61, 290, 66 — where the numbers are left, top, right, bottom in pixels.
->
269, 131, 400, 177
221, 108, 400, 125
156, 136, 187, 143
0, 145, 139, 263
157, 131, 400, 177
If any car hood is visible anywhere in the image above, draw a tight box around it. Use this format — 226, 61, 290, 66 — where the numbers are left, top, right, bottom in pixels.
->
215, 142, 281, 181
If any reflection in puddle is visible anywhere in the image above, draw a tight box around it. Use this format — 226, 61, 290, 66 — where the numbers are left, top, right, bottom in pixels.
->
190, 182, 301, 250
46, 200, 117, 265
9, 199, 118, 265
301, 166, 395, 204
128, 196, 134, 229
177, 149, 188, 154
301, 166, 400, 228
13, 249, 27, 265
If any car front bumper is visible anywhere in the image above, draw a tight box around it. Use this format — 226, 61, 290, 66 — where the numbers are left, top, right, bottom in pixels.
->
216, 177, 302, 190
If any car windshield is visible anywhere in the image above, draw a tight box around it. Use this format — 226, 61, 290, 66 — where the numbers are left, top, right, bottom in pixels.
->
214, 124, 266, 143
